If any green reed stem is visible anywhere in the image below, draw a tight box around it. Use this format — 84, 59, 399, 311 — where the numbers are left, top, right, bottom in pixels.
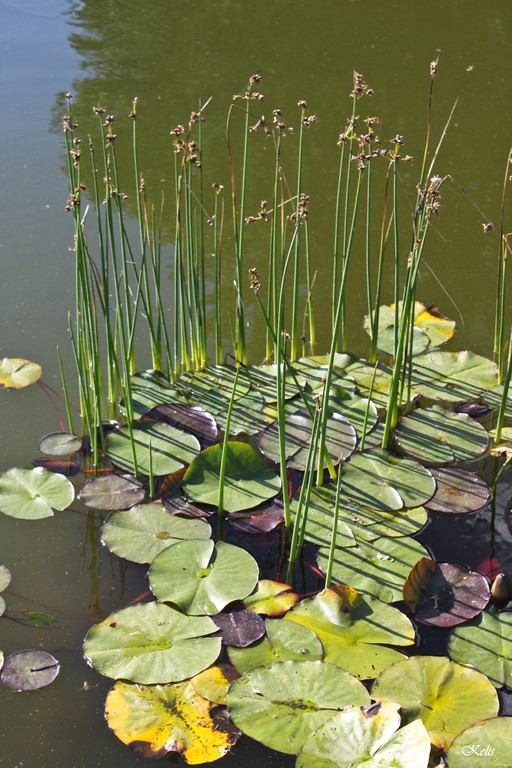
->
56, 345, 75, 435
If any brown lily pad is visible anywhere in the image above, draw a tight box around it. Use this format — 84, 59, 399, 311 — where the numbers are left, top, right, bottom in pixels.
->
425, 467, 491, 515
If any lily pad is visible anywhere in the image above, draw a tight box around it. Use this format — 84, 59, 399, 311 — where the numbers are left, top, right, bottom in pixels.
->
105, 679, 240, 762
83, 602, 221, 683
403, 558, 490, 627
190, 664, 240, 705
149, 539, 259, 615
101, 503, 212, 564
227, 660, 370, 755
38, 432, 83, 456
425, 467, 491, 514
0, 564, 11, 618
0, 466, 75, 519
0, 649, 59, 691
227, 617, 323, 674
445, 717, 512, 768
317, 535, 431, 603
215, 390, 271, 436
242, 580, 299, 616
106, 420, 200, 476
245, 363, 301, 402
212, 610, 265, 647
228, 499, 285, 534
77, 473, 145, 510
448, 610, 512, 688
292, 354, 357, 393
0, 357, 42, 389
32, 457, 80, 476
144, 403, 218, 447
484, 384, 512, 418
183, 442, 281, 513
371, 655, 499, 750
412, 350, 499, 403
346, 359, 394, 409
284, 588, 415, 679
297, 701, 431, 768
176, 365, 251, 406
126, 369, 182, 416
364, 301, 455, 357
339, 449, 435, 512
394, 406, 489, 465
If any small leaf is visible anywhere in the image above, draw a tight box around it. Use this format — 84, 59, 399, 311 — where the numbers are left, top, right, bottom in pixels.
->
23, 612, 58, 626
212, 610, 265, 647
0, 564, 12, 592
0, 467, 75, 519
78, 474, 145, 510
0, 358, 42, 389
38, 432, 83, 456
0, 649, 59, 690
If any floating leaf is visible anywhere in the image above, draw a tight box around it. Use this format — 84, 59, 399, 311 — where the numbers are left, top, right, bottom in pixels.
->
38, 432, 83, 456
285, 588, 415, 679
190, 664, 240, 705
243, 580, 299, 616
227, 660, 370, 755
83, 602, 221, 683
484, 384, 512, 418
176, 365, 251, 406
412, 350, 499, 403
259, 406, 357, 470
22, 611, 58, 627
228, 500, 284, 534
371, 655, 499, 750
245, 364, 301, 402
0, 564, 10, 618
340, 449, 435, 512
317, 535, 431, 603
105, 679, 240, 762
291, 354, 357, 393
144, 403, 218, 447
183, 442, 281, 513
347, 359, 394, 409
228, 617, 323, 674
127, 369, 182, 416
403, 558, 490, 627
106, 420, 200, 476
445, 717, 512, 767
149, 540, 259, 615
0, 467, 75, 519
212, 610, 265, 647
448, 610, 512, 688
426, 467, 491, 514
0, 649, 59, 690
364, 301, 455, 356
215, 390, 271, 436
394, 406, 489, 464
78, 473, 145, 510
0, 357, 42, 389
297, 701, 431, 768
101, 503, 212, 564
32, 457, 80, 476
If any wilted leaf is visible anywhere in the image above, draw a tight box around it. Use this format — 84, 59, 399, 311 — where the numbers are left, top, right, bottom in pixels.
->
190, 664, 240, 705
228, 500, 284, 534
32, 457, 80, 476
364, 301, 455, 356
0, 649, 59, 690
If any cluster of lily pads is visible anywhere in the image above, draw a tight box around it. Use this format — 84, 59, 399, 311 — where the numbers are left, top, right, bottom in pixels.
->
1, 300, 512, 765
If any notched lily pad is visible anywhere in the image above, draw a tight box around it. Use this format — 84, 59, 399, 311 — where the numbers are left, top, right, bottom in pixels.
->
126, 369, 182, 416
78, 473, 145, 510
0, 466, 75, 519
403, 558, 490, 627
364, 301, 455, 357
0, 357, 42, 389
212, 610, 265, 647
0, 649, 60, 691
38, 432, 83, 456
426, 467, 491, 514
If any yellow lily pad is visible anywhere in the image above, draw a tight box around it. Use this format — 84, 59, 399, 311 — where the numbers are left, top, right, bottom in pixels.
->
0, 358, 42, 389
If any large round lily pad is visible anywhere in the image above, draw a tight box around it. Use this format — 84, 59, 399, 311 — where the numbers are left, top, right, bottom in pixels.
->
0, 357, 42, 389
227, 660, 370, 755
394, 406, 489, 465
149, 540, 259, 615
403, 558, 490, 627
412, 350, 499, 403
284, 588, 415, 680
0, 466, 75, 519
0, 649, 60, 691
77, 473, 145, 510
101, 504, 212, 564
83, 602, 221, 683
445, 717, 512, 768
183, 442, 281, 513
448, 610, 512, 688
426, 467, 491, 514
106, 420, 200, 476
371, 655, 499, 750
105, 679, 240, 763
297, 701, 431, 768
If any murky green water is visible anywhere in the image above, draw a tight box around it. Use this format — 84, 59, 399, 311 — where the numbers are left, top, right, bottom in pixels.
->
1, 1, 511, 766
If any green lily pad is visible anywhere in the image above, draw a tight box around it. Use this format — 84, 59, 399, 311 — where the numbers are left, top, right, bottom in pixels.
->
83, 602, 221, 683
245, 363, 301, 402
38, 432, 83, 456
105, 679, 241, 762
364, 301, 455, 357
0, 467, 75, 519
285, 588, 415, 679
144, 403, 218, 447
403, 558, 490, 627
0, 357, 42, 389
426, 467, 491, 514
0, 649, 60, 690
448, 611, 512, 688
183, 442, 281, 513
227, 660, 370, 755
412, 350, 499, 403
394, 406, 490, 465
292, 354, 358, 393
101, 503, 212, 564
215, 390, 271, 436
149, 540, 259, 615
176, 365, 250, 405
297, 701, 431, 768
484, 384, 512, 418
106, 420, 200, 476
445, 717, 512, 767
77, 473, 145, 510
317, 535, 431, 603
228, 617, 324, 674
242, 580, 299, 616
0, 564, 10, 618
127, 369, 183, 416
346, 360, 394, 409
259, 406, 357, 470
371, 655, 499, 750
340, 449, 435, 512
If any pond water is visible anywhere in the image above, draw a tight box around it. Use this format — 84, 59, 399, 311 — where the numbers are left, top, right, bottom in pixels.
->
1, 1, 512, 766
